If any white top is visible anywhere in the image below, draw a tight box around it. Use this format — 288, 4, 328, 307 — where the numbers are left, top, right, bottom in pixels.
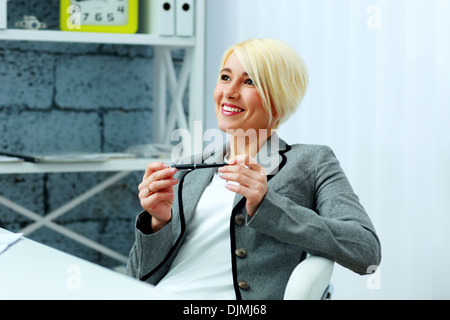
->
156, 170, 236, 299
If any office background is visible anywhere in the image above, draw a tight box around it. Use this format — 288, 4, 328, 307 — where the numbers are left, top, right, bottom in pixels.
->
1, 0, 449, 299
205, 0, 450, 299
0, 0, 186, 267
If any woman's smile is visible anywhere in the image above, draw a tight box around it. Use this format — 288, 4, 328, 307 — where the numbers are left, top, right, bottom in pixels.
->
221, 102, 245, 116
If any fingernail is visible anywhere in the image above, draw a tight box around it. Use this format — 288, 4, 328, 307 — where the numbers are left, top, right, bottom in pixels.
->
170, 167, 177, 173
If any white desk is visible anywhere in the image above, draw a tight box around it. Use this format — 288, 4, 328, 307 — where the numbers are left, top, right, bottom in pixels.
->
0, 228, 175, 300
0, 158, 170, 263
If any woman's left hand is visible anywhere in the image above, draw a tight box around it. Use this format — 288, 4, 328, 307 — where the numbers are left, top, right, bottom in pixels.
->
218, 155, 268, 217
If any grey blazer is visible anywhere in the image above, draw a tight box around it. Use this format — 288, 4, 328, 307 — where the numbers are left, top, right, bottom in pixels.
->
126, 134, 381, 300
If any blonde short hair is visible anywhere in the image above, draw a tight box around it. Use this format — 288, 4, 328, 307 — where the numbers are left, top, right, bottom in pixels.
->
219, 38, 309, 128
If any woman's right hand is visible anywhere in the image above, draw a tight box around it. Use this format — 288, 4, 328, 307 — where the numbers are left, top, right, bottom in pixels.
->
138, 162, 178, 232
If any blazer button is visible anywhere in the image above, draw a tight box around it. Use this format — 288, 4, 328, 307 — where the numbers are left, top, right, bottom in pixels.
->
235, 214, 245, 226
238, 281, 250, 290
235, 248, 247, 258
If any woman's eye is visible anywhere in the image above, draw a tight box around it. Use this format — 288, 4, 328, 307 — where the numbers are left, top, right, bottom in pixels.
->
221, 74, 230, 81
244, 78, 255, 86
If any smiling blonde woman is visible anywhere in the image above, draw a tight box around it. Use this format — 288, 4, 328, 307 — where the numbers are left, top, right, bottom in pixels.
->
127, 38, 381, 300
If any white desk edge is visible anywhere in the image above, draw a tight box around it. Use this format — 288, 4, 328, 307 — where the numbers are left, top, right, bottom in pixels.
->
0, 228, 178, 300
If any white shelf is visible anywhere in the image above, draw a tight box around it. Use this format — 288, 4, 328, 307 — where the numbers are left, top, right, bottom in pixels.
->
0, 158, 171, 175
0, 28, 196, 47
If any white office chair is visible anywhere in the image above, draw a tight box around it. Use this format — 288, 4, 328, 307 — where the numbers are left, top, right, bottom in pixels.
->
284, 255, 334, 300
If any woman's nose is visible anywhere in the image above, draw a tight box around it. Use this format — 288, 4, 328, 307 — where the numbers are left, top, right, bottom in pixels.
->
224, 83, 240, 100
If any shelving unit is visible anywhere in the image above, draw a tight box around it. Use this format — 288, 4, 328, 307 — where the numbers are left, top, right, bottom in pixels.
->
0, 0, 205, 141
0, 0, 206, 263
0, 28, 196, 46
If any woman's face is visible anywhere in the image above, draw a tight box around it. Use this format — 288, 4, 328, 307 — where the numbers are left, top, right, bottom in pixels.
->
214, 53, 275, 135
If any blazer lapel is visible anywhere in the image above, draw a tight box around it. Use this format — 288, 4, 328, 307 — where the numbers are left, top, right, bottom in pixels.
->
257, 132, 288, 177
177, 132, 289, 220
177, 144, 229, 225
179, 166, 216, 225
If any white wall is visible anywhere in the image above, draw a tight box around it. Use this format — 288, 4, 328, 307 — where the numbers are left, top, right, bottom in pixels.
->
204, 0, 450, 299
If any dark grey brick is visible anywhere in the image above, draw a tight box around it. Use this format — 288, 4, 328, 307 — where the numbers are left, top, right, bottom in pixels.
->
0, 110, 101, 154
0, 174, 45, 230
103, 110, 153, 152
55, 55, 153, 110
0, 50, 54, 109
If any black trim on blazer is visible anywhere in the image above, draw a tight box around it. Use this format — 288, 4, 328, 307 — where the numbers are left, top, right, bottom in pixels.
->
273, 143, 291, 180
229, 197, 247, 300
140, 142, 292, 292
230, 143, 291, 300
140, 171, 189, 282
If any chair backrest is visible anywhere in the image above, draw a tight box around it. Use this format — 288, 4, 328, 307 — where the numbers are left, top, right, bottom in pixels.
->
284, 255, 334, 300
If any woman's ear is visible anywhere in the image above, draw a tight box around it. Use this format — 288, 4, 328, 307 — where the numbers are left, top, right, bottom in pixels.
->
270, 104, 281, 129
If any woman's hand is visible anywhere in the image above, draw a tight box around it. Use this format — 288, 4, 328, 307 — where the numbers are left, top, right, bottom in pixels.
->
218, 155, 267, 216
138, 162, 178, 232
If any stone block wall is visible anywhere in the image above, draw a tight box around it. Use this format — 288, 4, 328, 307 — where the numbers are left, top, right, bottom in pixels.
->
0, 0, 185, 268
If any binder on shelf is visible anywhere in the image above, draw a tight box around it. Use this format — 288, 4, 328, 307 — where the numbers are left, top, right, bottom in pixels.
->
175, 0, 195, 37
140, 0, 175, 36
0, 0, 7, 30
